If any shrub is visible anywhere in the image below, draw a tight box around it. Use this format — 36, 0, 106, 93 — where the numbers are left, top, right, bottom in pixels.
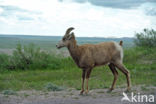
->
6, 43, 49, 70
0, 54, 10, 70
44, 83, 63, 91
134, 28, 156, 47
0, 43, 71, 70
2, 89, 16, 95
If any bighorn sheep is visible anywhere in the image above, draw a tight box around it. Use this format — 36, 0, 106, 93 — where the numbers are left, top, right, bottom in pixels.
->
56, 27, 131, 94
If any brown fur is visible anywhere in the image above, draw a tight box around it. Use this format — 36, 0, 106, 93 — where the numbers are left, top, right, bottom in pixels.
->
67, 39, 121, 68
56, 27, 131, 94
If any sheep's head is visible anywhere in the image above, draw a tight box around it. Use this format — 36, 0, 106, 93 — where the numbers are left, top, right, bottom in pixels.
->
56, 27, 75, 49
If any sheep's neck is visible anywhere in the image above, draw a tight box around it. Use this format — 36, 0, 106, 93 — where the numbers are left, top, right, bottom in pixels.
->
67, 40, 80, 65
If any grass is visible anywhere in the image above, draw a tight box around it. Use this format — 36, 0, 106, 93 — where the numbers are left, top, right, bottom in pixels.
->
0, 63, 155, 91
0, 47, 156, 92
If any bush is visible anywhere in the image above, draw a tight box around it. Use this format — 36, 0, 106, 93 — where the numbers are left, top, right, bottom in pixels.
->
0, 43, 73, 71
0, 54, 10, 70
134, 28, 156, 47
6, 43, 50, 70
2, 89, 16, 95
44, 83, 63, 91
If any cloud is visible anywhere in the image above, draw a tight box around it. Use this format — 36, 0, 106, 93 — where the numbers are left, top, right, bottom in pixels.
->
60, 0, 156, 9
140, 3, 156, 16
0, 5, 41, 21
0, 0, 155, 37
145, 8, 156, 16
0, 5, 29, 12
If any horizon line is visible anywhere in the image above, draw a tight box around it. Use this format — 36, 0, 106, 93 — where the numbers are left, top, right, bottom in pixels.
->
0, 34, 134, 38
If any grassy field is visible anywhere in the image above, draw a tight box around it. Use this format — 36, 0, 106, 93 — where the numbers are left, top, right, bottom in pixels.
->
0, 64, 155, 91
0, 46, 155, 91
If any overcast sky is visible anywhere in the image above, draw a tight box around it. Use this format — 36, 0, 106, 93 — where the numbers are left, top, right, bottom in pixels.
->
0, 0, 156, 37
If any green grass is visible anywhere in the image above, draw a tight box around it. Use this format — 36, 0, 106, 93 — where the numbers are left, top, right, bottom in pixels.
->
0, 64, 155, 91
0, 47, 156, 91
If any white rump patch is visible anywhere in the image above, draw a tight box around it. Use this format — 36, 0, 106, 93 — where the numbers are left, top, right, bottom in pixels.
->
114, 42, 123, 60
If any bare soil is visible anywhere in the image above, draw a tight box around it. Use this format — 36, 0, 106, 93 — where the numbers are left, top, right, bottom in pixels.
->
0, 86, 155, 104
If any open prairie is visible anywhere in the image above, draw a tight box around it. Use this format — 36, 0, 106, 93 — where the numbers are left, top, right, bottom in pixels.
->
0, 35, 155, 104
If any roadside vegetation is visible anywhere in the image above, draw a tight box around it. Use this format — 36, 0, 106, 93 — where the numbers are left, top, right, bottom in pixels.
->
134, 28, 156, 47
0, 29, 155, 91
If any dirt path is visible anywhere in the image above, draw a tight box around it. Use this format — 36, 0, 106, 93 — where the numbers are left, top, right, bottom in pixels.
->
0, 87, 155, 104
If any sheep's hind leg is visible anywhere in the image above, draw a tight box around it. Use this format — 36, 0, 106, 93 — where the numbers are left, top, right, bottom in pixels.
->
85, 68, 92, 94
80, 70, 86, 95
114, 61, 131, 92
107, 63, 118, 93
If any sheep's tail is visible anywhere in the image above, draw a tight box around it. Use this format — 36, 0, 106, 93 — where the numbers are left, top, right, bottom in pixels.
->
119, 40, 123, 46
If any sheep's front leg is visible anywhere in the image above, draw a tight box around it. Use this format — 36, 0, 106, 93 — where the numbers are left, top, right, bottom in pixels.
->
80, 70, 86, 95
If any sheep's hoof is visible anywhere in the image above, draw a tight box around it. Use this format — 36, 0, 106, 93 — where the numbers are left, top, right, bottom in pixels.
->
85, 90, 89, 95
107, 88, 113, 93
125, 88, 131, 93
80, 90, 84, 95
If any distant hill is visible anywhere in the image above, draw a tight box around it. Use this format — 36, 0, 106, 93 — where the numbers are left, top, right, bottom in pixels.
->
0, 35, 134, 49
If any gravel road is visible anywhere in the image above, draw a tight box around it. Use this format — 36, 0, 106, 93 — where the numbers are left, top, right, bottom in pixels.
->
0, 87, 155, 104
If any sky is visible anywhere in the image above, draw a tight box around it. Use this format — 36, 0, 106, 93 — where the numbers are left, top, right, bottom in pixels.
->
0, 0, 156, 37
